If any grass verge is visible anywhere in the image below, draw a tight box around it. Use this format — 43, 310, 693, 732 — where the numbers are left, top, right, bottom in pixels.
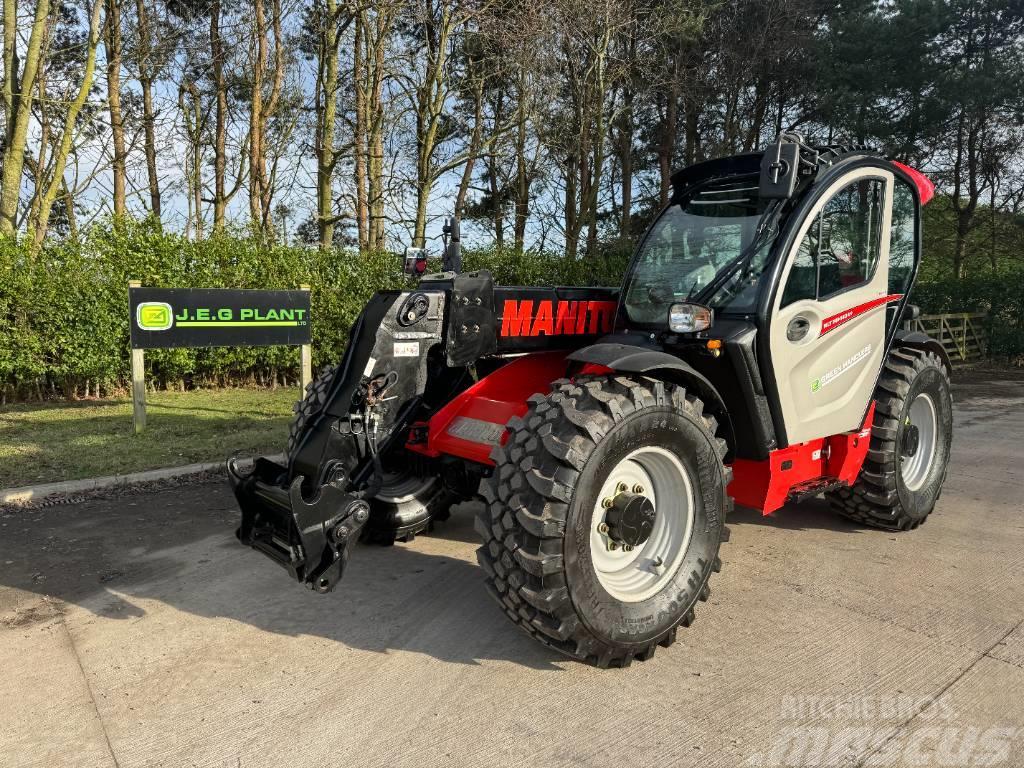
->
0, 388, 297, 488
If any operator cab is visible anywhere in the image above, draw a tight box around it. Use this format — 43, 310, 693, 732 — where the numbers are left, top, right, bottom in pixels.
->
612, 138, 930, 461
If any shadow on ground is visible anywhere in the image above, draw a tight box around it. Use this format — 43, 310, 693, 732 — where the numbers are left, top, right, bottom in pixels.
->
730, 497, 864, 533
0, 486, 562, 670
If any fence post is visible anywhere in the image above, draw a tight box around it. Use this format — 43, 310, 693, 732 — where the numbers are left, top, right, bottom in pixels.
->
299, 284, 312, 394
128, 280, 146, 434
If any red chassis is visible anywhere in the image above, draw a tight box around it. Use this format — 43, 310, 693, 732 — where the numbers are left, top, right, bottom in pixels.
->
407, 351, 874, 516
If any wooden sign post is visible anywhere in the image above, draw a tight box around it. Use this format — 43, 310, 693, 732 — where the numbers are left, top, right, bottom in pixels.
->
129, 280, 147, 434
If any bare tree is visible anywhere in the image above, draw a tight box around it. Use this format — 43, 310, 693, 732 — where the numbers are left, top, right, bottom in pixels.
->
30, 0, 104, 244
1, 0, 53, 236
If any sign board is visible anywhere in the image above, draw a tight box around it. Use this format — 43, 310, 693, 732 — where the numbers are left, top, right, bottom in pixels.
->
127, 283, 312, 434
129, 287, 311, 349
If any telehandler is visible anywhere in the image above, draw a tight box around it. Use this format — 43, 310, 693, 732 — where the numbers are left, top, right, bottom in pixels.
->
229, 134, 952, 666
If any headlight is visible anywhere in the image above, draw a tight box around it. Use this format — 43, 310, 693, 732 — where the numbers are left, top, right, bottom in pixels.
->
668, 302, 714, 333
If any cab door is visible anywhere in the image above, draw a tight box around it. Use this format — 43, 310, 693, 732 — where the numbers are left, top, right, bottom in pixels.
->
769, 167, 896, 445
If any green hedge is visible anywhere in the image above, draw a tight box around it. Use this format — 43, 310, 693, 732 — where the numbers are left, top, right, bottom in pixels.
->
1, 218, 1019, 401
0, 221, 630, 400
910, 271, 1024, 360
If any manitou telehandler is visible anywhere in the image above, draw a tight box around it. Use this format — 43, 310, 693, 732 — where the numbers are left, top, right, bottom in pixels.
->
228, 134, 953, 667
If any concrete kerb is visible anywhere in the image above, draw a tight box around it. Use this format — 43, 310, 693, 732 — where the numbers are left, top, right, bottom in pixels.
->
0, 455, 285, 507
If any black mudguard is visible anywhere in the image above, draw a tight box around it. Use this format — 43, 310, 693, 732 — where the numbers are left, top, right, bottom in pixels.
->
567, 342, 735, 453
892, 329, 952, 373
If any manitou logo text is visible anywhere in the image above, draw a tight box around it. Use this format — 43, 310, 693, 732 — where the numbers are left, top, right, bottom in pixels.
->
499, 299, 616, 337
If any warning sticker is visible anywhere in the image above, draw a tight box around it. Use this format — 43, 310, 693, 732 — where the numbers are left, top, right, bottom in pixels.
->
393, 341, 419, 357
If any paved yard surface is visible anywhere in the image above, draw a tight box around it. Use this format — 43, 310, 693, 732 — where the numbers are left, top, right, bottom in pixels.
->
2, 371, 1022, 767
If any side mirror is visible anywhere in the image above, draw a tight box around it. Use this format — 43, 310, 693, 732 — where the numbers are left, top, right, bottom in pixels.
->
403, 247, 428, 277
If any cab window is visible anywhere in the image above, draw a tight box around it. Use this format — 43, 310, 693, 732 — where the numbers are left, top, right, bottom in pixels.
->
888, 180, 916, 297
781, 178, 885, 307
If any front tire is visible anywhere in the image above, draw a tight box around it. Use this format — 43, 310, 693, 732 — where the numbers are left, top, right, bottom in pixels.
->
827, 348, 952, 530
475, 376, 732, 667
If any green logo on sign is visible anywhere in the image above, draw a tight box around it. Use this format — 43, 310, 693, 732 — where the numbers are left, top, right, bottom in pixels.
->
137, 302, 173, 331
811, 378, 821, 393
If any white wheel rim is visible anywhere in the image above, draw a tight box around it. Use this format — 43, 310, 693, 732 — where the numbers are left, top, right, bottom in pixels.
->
589, 446, 695, 603
901, 393, 937, 491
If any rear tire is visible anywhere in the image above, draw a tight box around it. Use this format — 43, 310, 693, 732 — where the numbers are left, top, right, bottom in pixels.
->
475, 375, 732, 667
826, 348, 952, 530
288, 365, 452, 544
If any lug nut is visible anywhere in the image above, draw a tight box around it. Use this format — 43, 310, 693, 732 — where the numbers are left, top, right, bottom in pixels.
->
616, 482, 628, 494
607, 541, 618, 551
623, 544, 634, 552
598, 522, 609, 533
632, 484, 645, 494
601, 497, 613, 509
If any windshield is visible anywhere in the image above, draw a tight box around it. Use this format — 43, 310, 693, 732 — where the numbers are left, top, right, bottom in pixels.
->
624, 176, 777, 324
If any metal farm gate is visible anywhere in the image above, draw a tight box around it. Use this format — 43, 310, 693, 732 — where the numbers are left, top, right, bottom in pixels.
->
903, 312, 988, 366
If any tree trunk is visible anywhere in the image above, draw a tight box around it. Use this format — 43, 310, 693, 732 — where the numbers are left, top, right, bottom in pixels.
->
178, 82, 204, 239
140, 76, 160, 219
210, 0, 228, 232
353, 13, 369, 251
61, 178, 77, 238
135, 0, 160, 221
249, 0, 267, 227
27, 65, 50, 229
410, 3, 454, 249
316, 0, 340, 249
512, 89, 529, 253
105, 0, 127, 218
617, 91, 632, 239
0, 0, 52, 237
367, 10, 388, 251
658, 88, 677, 207
486, 151, 504, 249
31, 0, 103, 245
454, 73, 484, 218
564, 151, 577, 260
261, 0, 285, 229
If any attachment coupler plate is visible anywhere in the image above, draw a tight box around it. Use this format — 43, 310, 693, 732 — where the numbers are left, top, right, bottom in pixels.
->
227, 456, 370, 593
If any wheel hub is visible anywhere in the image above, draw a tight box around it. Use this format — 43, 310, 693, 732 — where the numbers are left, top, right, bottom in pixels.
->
901, 423, 920, 457
900, 393, 938, 492
604, 491, 656, 547
590, 447, 695, 603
